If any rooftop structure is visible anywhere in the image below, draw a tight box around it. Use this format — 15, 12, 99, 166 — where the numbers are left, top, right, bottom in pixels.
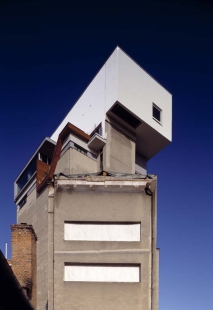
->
51, 46, 172, 159
14, 47, 172, 207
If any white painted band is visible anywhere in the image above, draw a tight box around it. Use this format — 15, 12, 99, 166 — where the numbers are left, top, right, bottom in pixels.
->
64, 223, 140, 242
64, 265, 140, 282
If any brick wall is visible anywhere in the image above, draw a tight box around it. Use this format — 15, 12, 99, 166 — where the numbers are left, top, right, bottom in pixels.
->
11, 223, 37, 308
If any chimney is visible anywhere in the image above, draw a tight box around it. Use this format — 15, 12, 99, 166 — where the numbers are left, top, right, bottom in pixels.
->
11, 223, 37, 307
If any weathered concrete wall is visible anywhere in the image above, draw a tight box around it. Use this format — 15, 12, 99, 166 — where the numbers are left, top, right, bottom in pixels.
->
135, 152, 147, 175
55, 148, 99, 175
15, 174, 158, 310
104, 121, 135, 173
153, 248, 159, 310
53, 182, 154, 310
17, 187, 49, 310
47, 185, 54, 310
55, 252, 150, 310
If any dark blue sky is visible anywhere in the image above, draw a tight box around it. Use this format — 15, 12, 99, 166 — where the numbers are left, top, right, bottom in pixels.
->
0, 1, 213, 309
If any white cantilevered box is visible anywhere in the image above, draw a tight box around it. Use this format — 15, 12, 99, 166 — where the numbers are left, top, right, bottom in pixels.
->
51, 46, 172, 160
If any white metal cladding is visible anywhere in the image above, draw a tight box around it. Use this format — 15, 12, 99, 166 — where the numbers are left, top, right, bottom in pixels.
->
64, 222, 141, 241
51, 47, 172, 143
64, 265, 140, 282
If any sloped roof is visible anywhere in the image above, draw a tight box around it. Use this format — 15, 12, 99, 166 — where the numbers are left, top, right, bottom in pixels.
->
0, 250, 33, 310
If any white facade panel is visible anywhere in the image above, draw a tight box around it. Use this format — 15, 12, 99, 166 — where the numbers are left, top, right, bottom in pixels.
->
105, 47, 118, 110
50, 46, 172, 157
64, 223, 140, 241
116, 48, 172, 141
64, 265, 140, 282
51, 48, 118, 142
51, 66, 106, 141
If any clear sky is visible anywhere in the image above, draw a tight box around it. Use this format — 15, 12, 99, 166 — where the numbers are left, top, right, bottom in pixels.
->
0, 0, 213, 309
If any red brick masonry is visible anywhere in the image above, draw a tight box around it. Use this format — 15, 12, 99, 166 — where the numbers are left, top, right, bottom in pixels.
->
11, 223, 37, 308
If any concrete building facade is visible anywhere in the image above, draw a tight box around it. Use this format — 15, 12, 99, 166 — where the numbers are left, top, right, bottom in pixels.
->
13, 47, 172, 310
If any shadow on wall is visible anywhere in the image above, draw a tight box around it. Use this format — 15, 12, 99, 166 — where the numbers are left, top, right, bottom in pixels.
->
24, 277, 32, 300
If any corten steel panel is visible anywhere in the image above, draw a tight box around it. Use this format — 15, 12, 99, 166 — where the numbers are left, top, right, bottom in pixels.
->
36, 160, 50, 187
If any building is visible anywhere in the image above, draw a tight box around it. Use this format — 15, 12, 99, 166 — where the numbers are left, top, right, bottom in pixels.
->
0, 250, 34, 310
13, 47, 172, 310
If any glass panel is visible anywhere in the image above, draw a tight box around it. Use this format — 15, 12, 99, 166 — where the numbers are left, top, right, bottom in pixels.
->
153, 105, 161, 122
17, 156, 37, 193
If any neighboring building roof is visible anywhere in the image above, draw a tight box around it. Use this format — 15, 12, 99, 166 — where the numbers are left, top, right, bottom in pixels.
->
0, 250, 34, 310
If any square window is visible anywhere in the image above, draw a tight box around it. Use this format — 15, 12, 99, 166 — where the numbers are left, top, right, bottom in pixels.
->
153, 104, 161, 123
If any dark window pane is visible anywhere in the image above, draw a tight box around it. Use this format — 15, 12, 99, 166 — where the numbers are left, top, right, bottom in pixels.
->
90, 123, 102, 137
19, 195, 27, 209
41, 154, 48, 164
111, 104, 141, 128
73, 143, 87, 156
17, 156, 37, 193
153, 105, 161, 122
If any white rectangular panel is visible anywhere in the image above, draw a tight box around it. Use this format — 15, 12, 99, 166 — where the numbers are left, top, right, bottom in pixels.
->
64, 265, 140, 282
64, 223, 140, 241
